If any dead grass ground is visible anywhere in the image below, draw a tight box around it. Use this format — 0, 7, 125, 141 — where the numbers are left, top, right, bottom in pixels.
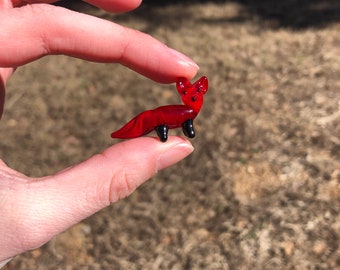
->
1, 1, 339, 269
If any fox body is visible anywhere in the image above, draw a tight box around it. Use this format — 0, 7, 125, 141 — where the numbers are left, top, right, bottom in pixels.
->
111, 105, 196, 139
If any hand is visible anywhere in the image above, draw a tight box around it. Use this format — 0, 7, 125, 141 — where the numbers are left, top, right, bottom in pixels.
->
0, 0, 198, 264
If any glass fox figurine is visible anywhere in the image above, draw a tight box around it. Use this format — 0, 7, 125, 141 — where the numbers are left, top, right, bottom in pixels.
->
111, 76, 208, 142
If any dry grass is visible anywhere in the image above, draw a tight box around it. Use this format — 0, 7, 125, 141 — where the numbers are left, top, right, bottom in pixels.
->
1, 1, 339, 269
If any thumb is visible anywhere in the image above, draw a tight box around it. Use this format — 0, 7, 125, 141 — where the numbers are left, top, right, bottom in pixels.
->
52, 136, 193, 208
0, 137, 193, 260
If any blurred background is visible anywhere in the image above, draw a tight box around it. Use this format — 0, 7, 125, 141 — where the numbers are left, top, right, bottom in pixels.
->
1, 0, 339, 269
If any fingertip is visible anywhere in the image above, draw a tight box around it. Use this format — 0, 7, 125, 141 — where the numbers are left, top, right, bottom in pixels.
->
101, 136, 194, 174
100, 136, 194, 202
168, 48, 199, 72
122, 39, 200, 83
156, 136, 194, 171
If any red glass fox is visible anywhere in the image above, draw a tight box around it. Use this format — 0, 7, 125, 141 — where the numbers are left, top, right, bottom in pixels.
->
111, 76, 208, 142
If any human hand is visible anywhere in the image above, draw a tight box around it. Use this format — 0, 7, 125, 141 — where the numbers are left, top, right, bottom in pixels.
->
0, 0, 198, 265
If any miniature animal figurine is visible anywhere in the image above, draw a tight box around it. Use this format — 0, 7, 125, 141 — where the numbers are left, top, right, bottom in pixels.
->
111, 76, 208, 142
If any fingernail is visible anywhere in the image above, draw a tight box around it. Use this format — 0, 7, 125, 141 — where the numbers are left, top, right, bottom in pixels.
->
157, 141, 194, 171
169, 48, 200, 70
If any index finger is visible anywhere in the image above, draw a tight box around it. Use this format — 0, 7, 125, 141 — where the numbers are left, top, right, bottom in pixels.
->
0, 4, 199, 83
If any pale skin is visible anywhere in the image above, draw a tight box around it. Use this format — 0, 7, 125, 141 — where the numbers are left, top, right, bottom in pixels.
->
0, 0, 199, 265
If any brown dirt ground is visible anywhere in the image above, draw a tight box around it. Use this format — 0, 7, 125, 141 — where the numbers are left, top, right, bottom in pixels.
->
1, 1, 339, 269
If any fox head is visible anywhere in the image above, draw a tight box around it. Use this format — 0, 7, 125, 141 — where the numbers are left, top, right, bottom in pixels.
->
176, 76, 208, 114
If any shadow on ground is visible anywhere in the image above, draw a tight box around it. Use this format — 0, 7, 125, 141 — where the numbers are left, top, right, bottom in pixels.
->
57, 0, 340, 29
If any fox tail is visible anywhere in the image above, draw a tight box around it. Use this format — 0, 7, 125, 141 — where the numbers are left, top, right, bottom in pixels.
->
111, 110, 155, 139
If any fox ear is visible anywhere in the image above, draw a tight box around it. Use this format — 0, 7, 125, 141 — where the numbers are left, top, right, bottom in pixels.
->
176, 77, 191, 95
195, 76, 208, 94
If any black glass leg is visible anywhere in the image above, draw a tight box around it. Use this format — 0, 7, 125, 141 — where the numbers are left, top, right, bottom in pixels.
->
182, 119, 195, 138
155, 125, 169, 142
